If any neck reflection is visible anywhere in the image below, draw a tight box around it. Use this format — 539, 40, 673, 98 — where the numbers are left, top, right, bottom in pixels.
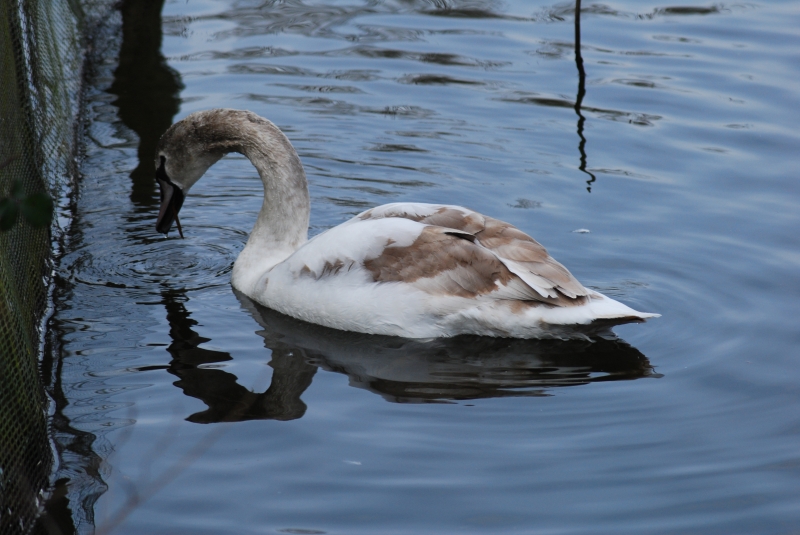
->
160, 289, 316, 423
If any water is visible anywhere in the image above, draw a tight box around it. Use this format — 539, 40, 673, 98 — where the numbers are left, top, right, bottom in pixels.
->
41, 0, 800, 533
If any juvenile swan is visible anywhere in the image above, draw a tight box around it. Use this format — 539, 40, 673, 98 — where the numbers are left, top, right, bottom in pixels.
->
155, 109, 657, 338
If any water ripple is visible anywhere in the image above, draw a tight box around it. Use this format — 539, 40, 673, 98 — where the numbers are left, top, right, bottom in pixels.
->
72, 230, 240, 292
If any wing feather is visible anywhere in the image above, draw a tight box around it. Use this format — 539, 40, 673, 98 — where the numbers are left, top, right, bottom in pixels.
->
355, 203, 589, 306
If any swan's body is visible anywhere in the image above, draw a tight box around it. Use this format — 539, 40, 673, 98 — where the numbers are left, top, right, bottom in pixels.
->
155, 109, 657, 339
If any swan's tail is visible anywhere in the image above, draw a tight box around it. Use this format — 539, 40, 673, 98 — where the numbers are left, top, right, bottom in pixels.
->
534, 291, 658, 331
585, 292, 659, 322
539, 294, 658, 339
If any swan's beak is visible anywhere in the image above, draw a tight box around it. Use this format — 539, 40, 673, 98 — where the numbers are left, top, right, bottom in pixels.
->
156, 176, 185, 238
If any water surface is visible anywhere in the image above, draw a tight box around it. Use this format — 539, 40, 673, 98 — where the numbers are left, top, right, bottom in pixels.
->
43, 0, 800, 533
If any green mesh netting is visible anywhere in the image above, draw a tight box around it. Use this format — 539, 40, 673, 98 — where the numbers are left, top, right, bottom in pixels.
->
0, 1, 92, 533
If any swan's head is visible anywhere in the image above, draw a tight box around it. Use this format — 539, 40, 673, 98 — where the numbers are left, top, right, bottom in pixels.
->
155, 110, 244, 236
155, 108, 309, 240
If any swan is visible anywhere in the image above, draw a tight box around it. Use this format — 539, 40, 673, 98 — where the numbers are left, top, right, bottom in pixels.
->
154, 108, 657, 339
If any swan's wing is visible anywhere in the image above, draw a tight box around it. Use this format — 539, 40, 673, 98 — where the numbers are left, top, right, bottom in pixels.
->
352, 203, 590, 305
284, 217, 542, 303
361, 225, 542, 302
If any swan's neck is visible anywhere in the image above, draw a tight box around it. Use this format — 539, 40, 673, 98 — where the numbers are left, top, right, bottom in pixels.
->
229, 118, 310, 295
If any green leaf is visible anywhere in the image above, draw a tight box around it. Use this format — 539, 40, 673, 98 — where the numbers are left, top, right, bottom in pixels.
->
0, 198, 19, 231
20, 192, 53, 228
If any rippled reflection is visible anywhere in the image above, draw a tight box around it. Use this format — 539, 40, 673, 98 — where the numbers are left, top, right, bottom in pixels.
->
157, 289, 658, 423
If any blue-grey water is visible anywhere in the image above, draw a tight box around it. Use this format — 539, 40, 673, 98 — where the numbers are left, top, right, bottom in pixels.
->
43, 0, 800, 533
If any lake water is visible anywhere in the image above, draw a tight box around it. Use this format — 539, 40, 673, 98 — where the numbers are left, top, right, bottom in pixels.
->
40, 0, 800, 533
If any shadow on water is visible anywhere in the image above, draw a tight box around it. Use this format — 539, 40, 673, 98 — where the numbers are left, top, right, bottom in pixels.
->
108, 0, 183, 209
154, 290, 659, 424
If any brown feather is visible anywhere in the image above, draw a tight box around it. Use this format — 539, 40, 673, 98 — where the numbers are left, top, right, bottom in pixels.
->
363, 227, 513, 298
360, 206, 589, 305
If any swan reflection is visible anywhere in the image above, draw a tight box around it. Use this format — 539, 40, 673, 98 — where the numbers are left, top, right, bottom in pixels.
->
160, 290, 657, 423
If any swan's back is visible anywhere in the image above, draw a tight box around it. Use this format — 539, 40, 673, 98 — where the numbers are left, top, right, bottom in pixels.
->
252, 203, 656, 339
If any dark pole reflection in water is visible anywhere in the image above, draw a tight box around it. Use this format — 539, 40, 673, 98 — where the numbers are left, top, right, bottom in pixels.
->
108, 0, 183, 209
153, 290, 658, 424
573, 0, 596, 192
